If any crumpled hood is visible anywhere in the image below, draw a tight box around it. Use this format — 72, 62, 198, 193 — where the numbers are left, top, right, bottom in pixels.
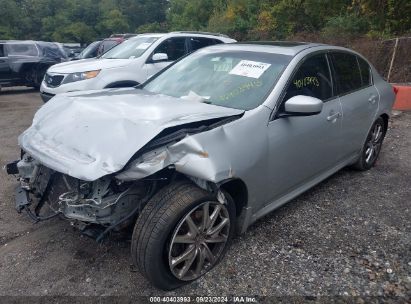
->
19, 88, 243, 181
47, 58, 131, 73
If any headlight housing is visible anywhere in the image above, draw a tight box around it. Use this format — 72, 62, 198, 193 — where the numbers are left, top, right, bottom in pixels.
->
62, 70, 100, 84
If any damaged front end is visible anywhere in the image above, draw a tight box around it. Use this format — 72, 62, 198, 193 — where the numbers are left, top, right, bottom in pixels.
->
6, 90, 247, 240
6, 152, 158, 239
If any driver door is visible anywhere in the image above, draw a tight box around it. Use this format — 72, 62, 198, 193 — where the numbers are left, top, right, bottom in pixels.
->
263, 53, 343, 206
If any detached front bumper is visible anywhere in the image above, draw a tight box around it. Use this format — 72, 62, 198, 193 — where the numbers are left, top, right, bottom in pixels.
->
5, 160, 30, 212
5, 161, 29, 212
6, 157, 54, 216
15, 186, 30, 213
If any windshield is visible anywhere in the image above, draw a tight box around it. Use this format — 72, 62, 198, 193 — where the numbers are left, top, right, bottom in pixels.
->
79, 41, 100, 59
144, 50, 291, 110
102, 36, 158, 59
37, 42, 67, 59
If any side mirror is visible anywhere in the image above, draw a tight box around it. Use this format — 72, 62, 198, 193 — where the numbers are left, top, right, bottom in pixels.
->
284, 95, 323, 116
151, 53, 168, 62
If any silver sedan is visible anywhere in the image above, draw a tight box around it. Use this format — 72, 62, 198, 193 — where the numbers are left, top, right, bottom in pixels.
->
6, 42, 395, 290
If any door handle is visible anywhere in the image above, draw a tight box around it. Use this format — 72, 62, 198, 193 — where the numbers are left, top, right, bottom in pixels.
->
327, 112, 341, 121
368, 94, 377, 104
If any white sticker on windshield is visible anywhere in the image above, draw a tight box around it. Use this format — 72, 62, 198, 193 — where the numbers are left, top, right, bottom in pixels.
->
229, 60, 271, 78
136, 42, 152, 50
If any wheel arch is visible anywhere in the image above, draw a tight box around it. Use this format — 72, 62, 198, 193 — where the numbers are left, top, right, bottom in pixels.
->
169, 173, 251, 233
104, 80, 139, 88
218, 178, 248, 217
380, 113, 389, 132
217, 178, 251, 233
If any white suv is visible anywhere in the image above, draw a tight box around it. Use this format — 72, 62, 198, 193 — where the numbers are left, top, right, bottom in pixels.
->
40, 32, 236, 102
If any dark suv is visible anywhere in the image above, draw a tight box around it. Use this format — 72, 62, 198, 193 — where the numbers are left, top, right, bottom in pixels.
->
0, 40, 67, 89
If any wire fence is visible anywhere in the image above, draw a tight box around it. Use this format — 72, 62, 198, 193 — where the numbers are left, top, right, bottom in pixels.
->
290, 33, 411, 84
350, 36, 411, 84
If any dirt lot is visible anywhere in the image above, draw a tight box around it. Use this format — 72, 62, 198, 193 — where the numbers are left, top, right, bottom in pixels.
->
0, 87, 410, 299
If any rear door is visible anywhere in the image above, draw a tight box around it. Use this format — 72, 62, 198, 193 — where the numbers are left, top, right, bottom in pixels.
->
330, 52, 379, 158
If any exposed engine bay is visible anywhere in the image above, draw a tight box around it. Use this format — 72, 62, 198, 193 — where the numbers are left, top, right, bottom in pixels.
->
8, 152, 164, 240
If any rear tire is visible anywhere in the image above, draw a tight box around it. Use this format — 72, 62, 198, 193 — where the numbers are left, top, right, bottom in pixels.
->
352, 117, 386, 171
131, 180, 235, 290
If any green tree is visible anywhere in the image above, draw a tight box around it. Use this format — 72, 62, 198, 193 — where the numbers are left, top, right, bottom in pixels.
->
168, 0, 218, 30
96, 9, 130, 36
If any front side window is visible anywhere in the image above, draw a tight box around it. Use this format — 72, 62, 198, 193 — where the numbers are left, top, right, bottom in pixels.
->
331, 52, 362, 95
0, 44, 4, 57
102, 36, 158, 59
284, 54, 333, 102
6, 43, 38, 56
152, 38, 187, 61
144, 50, 291, 110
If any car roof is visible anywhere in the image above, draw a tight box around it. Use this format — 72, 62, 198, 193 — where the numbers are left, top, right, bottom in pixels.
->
203, 41, 327, 56
133, 33, 167, 38
130, 32, 236, 42
0, 40, 37, 44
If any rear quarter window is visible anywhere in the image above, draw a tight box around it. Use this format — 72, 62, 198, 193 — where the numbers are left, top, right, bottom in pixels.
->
331, 52, 362, 95
358, 57, 372, 87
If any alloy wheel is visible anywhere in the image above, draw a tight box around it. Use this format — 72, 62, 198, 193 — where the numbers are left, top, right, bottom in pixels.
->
168, 201, 230, 281
365, 122, 384, 164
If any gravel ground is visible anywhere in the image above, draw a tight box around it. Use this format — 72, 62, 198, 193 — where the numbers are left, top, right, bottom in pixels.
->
0, 87, 410, 301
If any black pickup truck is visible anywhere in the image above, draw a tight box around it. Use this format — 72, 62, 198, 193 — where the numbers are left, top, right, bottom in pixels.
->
0, 40, 67, 89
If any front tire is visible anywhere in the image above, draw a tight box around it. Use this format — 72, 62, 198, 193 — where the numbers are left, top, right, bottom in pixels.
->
131, 180, 235, 290
352, 117, 386, 171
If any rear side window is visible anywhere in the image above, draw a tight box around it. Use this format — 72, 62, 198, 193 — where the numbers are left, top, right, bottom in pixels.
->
331, 52, 362, 95
0, 44, 4, 57
6, 43, 38, 56
190, 37, 216, 52
284, 54, 333, 102
358, 57, 372, 86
